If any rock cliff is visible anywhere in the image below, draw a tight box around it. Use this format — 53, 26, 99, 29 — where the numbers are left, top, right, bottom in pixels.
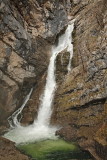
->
0, 0, 107, 159
0, 137, 31, 160
51, 0, 107, 159
0, 0, 68, 131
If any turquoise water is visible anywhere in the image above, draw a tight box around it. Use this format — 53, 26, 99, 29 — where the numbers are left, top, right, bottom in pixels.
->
18, 139, 92, 160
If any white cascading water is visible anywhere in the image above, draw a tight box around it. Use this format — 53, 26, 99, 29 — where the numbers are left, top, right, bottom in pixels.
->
36, 20, 75, 125
67, 23, 74, 72
4, 20, 74, 144
8, 88, 33, 128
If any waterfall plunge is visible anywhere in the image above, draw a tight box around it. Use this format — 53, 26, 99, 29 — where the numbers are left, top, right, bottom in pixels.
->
4, 21, 74, 144
36, 20, 75, 126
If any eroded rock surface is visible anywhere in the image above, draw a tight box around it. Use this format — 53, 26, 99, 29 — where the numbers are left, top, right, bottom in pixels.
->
52, 0, 107, 159
0, 0, 68, 130
0, 0, 107, 159
0, 137, 31, 160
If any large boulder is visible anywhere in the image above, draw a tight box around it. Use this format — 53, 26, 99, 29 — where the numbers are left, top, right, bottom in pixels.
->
0, 137, 31, 160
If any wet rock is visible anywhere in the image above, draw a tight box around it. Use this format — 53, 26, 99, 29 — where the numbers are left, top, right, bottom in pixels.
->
56, 49, 70, 83
0, 0, 68, 132
21, 73, 47, 125
52, 0, 107, 159
0, 137, 31, 160
0, 0, 107, 159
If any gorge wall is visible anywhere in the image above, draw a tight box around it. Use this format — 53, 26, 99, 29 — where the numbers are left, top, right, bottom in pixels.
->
0, 0, 68, 131
52, 0, 107, 160
0, 0, 107, 160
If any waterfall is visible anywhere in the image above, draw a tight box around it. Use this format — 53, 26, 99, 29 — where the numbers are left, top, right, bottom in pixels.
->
35, 53, 57, 126
36, 20, 75, 126
8, 88, 33, 128
67, 22, 74, 72
3, 20, 75, 144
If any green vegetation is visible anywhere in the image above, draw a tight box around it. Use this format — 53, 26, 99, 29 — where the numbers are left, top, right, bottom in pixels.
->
18, 139, 91, 160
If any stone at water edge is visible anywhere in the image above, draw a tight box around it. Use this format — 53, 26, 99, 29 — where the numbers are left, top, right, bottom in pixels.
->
0, 137, 31, 160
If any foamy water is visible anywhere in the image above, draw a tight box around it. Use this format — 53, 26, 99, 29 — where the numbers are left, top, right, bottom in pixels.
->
4, 20, 75, 144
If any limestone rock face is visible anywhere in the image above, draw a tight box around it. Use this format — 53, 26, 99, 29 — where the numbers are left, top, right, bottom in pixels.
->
56, 49, 70, 83
21, 73, 47, 125
51, 0, 107, 159
0, 137, 31, 160
0, 0, 68, 130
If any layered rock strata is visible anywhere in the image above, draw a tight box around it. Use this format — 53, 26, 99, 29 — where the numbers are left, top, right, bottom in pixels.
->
0, 137, 31, 160
52, 0, 107, 159
0, 0, 107, 159
0, 0, 68, 130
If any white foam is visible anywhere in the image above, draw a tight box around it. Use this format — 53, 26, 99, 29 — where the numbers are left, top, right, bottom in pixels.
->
4, 20, 75, 144
4, 124, 57, 144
